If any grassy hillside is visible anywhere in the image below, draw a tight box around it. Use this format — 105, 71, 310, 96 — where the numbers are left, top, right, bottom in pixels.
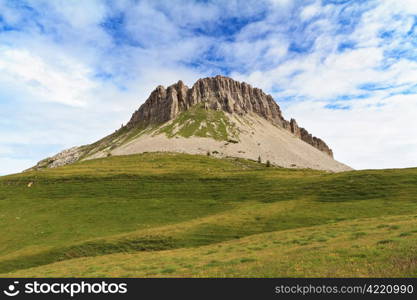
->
0, 152, 416, 277
156, 104, 239, 141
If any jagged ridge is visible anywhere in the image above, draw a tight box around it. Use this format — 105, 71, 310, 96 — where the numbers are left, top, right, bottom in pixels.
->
126, 75, 333, 157
28, 75, 347, 172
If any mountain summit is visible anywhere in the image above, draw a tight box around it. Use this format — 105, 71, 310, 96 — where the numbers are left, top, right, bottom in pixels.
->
31, 76, 352, 172
127, 76, 333, 157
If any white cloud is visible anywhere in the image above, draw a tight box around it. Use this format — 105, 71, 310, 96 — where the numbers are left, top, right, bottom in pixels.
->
285, 47, 385, 99
0, 47, 96, 106
300, 2, 320, 20
382, 0, 417, 15
0, 145, 12, 156
284, 93, 417, 169
43, 0, 108, 28
0, 158, 36, 176
268, 0, 292, 7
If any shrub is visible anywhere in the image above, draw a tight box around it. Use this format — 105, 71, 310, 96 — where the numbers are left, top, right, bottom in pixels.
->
266, 160, 271, 167
257, 156, 261, 163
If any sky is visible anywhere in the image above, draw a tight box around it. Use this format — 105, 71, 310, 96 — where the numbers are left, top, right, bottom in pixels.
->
0, 0, 416, 175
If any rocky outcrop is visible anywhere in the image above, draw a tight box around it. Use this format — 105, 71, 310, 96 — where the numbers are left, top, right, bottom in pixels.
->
27, 146, 84, 171
289, 118, 333, 157
127, 76, 288, 128
299, 128, 333, 157
290, 118, 301, 138
127, 75, 334, 157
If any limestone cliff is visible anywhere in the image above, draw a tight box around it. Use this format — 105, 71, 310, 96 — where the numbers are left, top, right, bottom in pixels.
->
127, 75, 333, 157
29, 75, 348, 172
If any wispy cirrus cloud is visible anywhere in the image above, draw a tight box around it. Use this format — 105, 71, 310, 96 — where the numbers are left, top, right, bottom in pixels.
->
0, 0, 416, 174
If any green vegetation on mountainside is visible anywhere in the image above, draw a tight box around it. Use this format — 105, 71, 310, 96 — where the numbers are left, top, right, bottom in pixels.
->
0, 153, 416, 277
156, 104, 239, 141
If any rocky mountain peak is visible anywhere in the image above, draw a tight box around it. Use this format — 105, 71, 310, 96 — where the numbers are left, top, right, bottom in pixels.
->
126, 76, 333, 157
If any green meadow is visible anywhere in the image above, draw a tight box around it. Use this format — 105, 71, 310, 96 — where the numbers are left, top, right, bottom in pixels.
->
0, 152, 416, 277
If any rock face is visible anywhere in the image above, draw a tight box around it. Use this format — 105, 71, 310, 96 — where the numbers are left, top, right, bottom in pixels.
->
289, 118, 333, 157
28, 146, 84, 171
127, 75, 334, 157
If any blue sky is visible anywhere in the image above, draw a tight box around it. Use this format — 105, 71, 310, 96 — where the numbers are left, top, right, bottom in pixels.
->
0, 0, 416, 174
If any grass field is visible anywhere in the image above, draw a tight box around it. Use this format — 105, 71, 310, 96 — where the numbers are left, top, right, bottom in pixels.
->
0, 152, 416, 277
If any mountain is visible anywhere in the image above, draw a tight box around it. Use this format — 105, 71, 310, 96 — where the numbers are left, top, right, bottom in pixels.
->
3, 76, 417, 278
30, 75, 351, 172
